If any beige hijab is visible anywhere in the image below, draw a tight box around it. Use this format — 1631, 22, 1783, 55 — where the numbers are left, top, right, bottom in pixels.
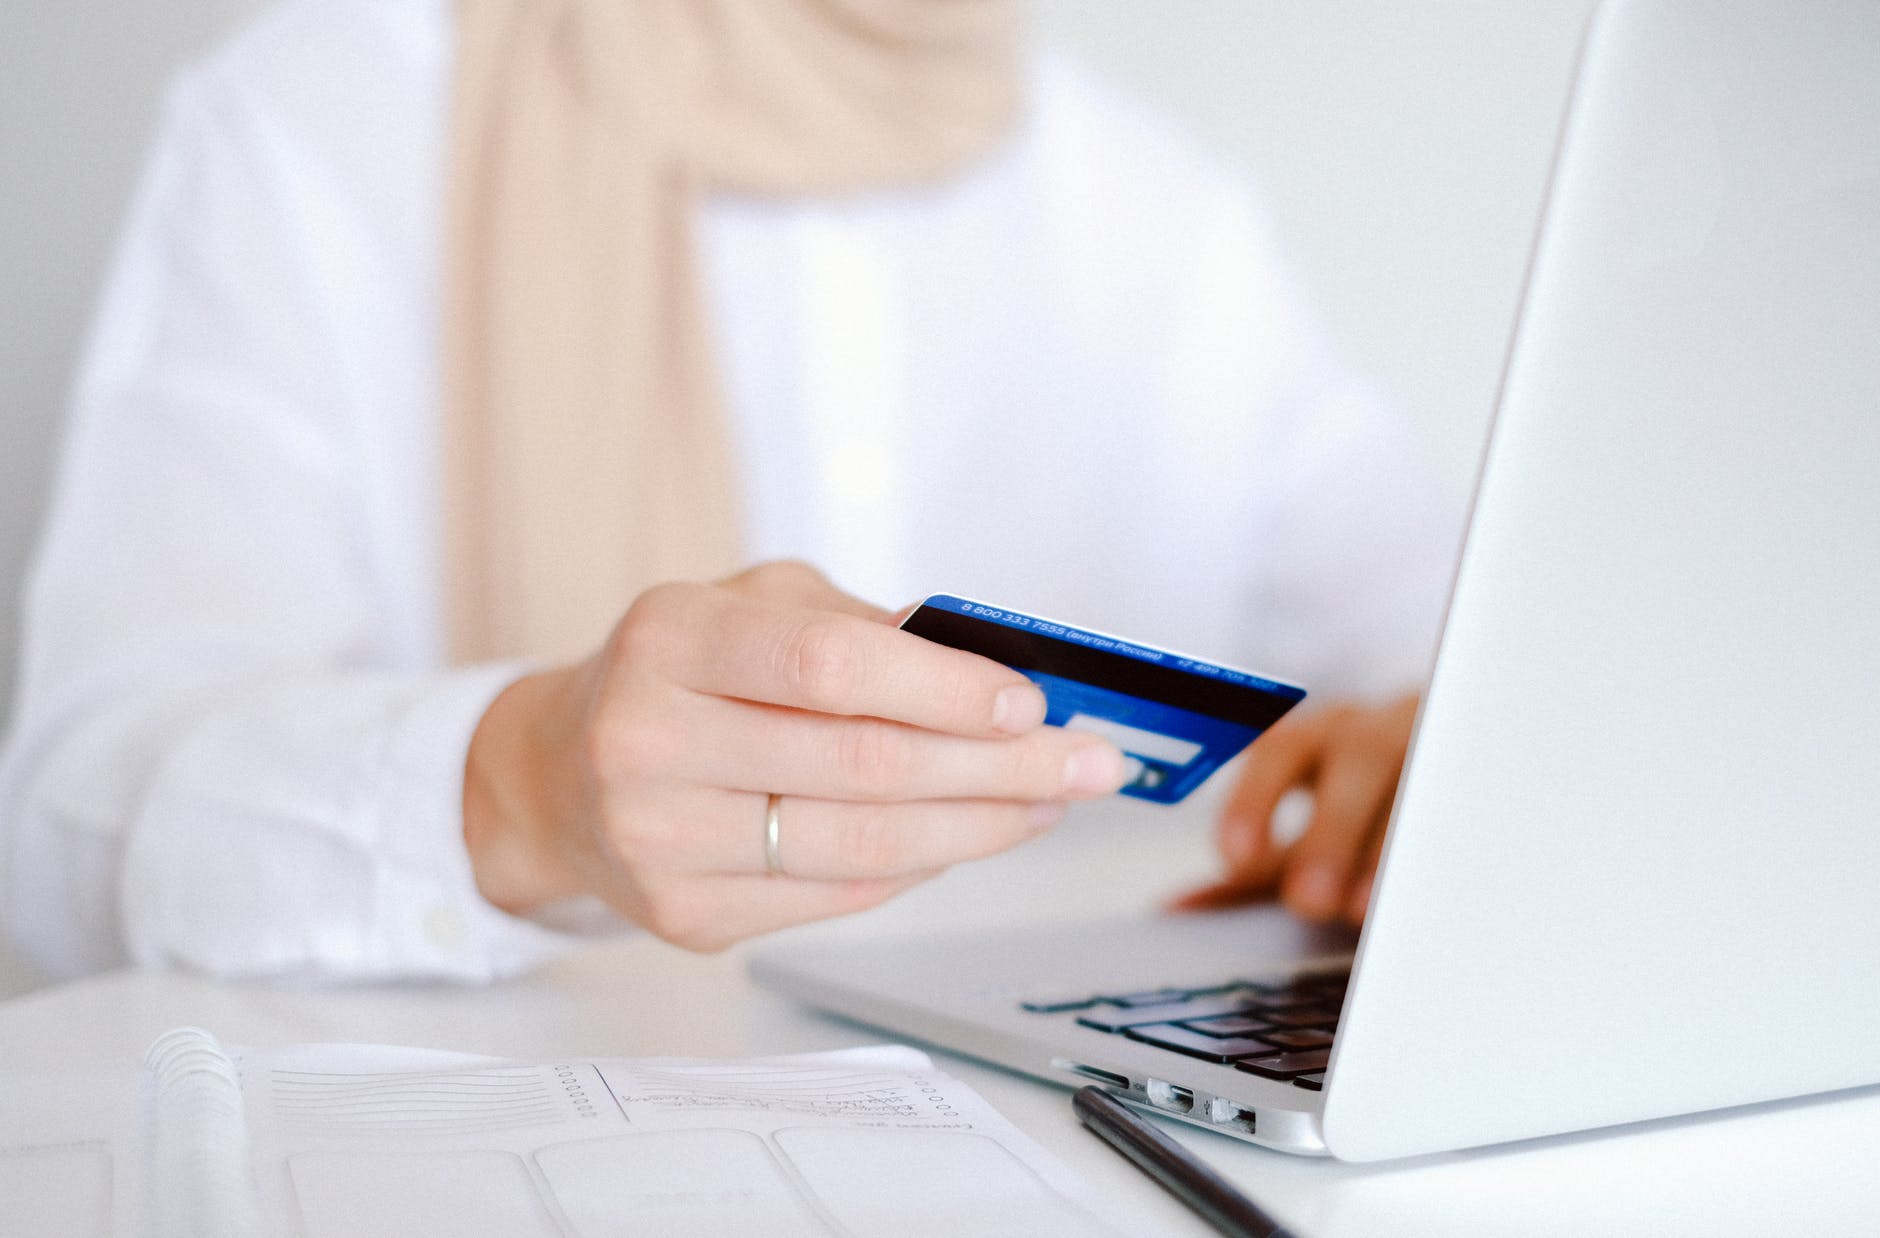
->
444, 0, 1018, 664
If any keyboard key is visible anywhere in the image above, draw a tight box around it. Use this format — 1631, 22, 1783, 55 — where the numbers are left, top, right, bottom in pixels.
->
1074, 991, 1264, 1033
1236, 1049, 1333, 1080
1257, 1027, 1335, 1050
1250, 990, 1334, 1013
1260, 971, 1348, 1002
1190, 980, 1278, 997
1122, 1023, 1284, 1064
1292, 1071, 1327, 1092
1104, 987, 1197, 1008
1019, 995, 1099, 1014
1258, 1005, 1341, 1028
1182, 1014, 1276, 1038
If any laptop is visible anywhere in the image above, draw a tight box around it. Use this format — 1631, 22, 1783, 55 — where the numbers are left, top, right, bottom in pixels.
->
751, 0, 1880, 1160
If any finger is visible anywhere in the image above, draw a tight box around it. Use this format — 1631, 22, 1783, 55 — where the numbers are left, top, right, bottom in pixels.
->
1166, 871, 1283, 912
630, 693, 1127, 803
1217, 716, 1324, 875
725, 561, 892, 623
687, 790, 1066, 881
1343, 824, 1389, 927
623, 586, 1050, 738
1279, 748, 1402, 922
635, 871, 939, 952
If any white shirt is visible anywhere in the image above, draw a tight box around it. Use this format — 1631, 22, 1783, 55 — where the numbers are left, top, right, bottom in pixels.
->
0, 0, 1458, 982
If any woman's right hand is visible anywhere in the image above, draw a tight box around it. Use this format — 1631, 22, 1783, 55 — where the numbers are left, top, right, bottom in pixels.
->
462, 561, 1128, 949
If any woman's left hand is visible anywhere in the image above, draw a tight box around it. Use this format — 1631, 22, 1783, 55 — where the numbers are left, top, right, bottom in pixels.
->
1172, 694, 1419, 928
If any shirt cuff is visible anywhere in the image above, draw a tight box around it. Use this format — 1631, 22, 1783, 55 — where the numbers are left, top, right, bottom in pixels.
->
369, 661, 630, 981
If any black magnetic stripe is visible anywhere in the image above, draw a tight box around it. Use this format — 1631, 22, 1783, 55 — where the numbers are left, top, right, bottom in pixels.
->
901, 608, 1301, 730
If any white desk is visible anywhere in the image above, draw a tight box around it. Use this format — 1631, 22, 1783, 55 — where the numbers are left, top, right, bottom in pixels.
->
4, 798, 1878, 1237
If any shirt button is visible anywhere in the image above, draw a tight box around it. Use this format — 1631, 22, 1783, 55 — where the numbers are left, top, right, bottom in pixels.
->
423, 907, 466, 949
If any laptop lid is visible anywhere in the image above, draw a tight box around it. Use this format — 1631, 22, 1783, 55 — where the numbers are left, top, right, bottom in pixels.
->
1322, 0, 1880, 1160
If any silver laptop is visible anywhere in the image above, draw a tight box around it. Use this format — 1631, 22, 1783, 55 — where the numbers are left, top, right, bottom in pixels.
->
751, 0, 1880, 1160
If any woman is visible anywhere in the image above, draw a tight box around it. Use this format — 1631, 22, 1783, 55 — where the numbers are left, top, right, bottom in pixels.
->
0, 0, 1453, 981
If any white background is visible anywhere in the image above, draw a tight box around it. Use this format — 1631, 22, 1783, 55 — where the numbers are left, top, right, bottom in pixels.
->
0, 0, 1596, 994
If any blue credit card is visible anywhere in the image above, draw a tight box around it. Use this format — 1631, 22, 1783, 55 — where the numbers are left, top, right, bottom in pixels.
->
900, 595, 1306, 804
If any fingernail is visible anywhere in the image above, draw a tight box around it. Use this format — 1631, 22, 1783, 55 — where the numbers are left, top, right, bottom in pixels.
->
1287, 866, 1343, 916
993, 684, 1048, 733
1028, 801, 1068, 833
1063, 742, 1127, 795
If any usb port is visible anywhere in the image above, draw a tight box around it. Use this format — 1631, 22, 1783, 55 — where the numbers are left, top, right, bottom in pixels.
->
1146, 1080, 1195, 1114
1207, 1097, 1256, 1132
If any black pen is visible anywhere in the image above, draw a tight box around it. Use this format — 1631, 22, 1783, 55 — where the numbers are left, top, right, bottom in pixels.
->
1073, 1086, 1298, 1238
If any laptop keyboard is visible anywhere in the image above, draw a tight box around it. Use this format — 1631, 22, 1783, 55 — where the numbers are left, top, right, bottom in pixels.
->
1020, 969, 1348, 1092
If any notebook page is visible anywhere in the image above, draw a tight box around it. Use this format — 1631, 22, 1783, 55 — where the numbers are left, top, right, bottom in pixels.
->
236, 1042, 1152, 1238
0, 1072, 129, 1238
0, 1027, 255, 1238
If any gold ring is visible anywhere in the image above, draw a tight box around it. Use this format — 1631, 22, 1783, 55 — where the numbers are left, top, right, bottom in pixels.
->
764, 793, 785, 877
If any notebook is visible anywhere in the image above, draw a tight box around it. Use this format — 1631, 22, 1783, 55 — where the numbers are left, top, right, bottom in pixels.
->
0, 1028, 1154, 1237
751, 0, 1880, 1160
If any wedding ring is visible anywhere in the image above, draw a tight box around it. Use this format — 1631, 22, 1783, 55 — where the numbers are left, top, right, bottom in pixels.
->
764, 793, 785, 877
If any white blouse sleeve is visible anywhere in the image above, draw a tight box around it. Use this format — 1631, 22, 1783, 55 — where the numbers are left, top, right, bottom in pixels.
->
0, 66, 575, 982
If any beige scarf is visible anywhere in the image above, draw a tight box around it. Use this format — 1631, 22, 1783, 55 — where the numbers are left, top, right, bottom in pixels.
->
444, 0, 1018, 664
